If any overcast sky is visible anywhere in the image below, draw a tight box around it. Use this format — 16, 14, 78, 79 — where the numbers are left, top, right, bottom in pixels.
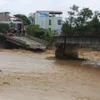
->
0, 0, 100, 18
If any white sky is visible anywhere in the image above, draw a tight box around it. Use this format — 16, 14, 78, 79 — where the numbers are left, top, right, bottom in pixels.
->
0, 0, 100, 18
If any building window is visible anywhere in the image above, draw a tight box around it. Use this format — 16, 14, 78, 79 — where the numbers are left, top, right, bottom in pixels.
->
58, 20, 61, 25
49, 19, 51, 25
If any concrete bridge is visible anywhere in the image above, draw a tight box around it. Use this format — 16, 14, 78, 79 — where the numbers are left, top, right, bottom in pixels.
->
0, 33, 48, 50
55, 34, 100, 59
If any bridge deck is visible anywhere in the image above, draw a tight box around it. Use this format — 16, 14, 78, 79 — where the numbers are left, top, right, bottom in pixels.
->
55, 36, 100, 45
0, 33, 47, 50
10, 36, 46, 49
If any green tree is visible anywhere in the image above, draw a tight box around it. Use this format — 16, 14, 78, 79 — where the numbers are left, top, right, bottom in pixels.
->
62, 5, 94, 35
44, 28, 53, 41
94, 11, 100, 19
26, 24, 40, 36
26, 25, 52, 41
87, 11, 100, 33
78, 8, 93, 26
0, 23, 9, 33
67, 5, 79, 27
14, 14, 31, 25
67, 5, 93, 27
62, 22, 73, 34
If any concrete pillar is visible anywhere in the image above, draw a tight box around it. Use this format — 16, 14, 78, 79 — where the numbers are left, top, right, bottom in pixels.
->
64, 44, 78, 59
55, 44, 78, 59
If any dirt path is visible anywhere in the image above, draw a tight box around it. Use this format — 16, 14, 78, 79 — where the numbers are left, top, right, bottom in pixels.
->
0, 49, 99, 100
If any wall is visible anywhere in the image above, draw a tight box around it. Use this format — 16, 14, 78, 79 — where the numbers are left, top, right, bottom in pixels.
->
34, 12, 62, 33
35, 12, 47, 29
0, 12, 10, 21
46, 17, 62, 30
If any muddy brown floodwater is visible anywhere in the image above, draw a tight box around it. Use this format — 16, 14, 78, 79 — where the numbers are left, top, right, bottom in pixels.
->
0, 49, 100, 100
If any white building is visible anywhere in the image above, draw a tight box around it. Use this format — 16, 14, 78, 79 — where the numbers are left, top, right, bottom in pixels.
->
29, 11, 63, 35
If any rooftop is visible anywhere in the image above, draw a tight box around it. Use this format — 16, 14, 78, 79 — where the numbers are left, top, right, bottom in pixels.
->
0, 12, 10, 14
36, 11, 63, 14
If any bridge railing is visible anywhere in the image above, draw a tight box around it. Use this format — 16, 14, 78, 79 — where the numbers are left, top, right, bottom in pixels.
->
55, 34, 100, 45
61, 32, 100, 37
25, 34, 49, 46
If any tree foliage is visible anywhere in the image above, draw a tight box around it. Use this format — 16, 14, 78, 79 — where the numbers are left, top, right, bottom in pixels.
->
14, 14, 31, 25
26, 25, 52, 41
62, 5, 100, 35
0, 23, 9, 33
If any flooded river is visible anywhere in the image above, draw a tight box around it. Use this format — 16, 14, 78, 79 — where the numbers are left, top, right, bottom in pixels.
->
0, 49, 100, 100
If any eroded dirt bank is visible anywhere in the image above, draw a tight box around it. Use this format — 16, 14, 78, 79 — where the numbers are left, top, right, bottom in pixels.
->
0, 49, 100, 100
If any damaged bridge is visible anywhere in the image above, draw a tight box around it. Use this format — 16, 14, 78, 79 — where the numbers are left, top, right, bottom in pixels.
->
55, 33, 100, 59
0, 33, 48, 50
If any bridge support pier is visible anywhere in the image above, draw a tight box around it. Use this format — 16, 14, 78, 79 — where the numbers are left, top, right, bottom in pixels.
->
0, 36, 6, 48
64, 44, 78, 59
55, 44, 78, 59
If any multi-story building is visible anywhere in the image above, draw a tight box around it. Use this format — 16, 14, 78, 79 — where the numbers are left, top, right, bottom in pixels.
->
29, 11, 63, 35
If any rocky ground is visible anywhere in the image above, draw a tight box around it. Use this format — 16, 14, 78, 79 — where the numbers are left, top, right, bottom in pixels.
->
0, 49, 99, 100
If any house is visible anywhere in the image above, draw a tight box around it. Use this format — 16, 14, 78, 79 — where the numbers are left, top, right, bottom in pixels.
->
0, 12, 24, 34
0, 12, 10, 22
29, 11, 63, 35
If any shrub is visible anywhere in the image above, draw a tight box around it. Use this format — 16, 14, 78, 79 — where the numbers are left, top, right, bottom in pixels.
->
0, 23, 9, 33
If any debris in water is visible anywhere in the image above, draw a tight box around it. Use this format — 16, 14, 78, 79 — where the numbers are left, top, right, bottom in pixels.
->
3, 82, 10, 85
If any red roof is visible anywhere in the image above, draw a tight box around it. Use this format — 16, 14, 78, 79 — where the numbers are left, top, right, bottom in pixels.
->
37, 11, 63, 14
10, 16, 23, 22
49, 11, 62, 14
